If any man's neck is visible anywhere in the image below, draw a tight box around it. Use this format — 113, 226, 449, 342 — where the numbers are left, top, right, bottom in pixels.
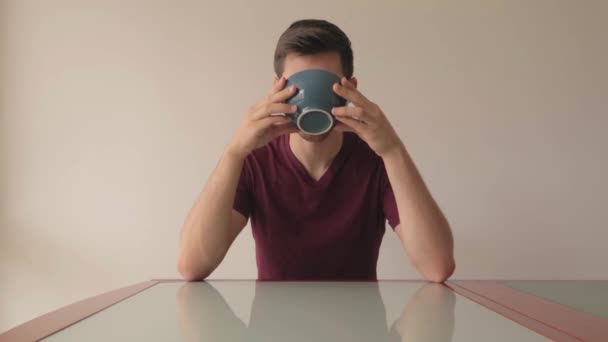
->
289, 131, 343, 181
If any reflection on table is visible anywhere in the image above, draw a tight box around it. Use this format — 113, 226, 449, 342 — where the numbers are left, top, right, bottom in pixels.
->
177, 282, 455, 342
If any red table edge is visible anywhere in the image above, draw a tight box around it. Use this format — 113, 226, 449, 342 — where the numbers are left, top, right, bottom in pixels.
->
447, 280, 608, 342
0, 280, 159, 342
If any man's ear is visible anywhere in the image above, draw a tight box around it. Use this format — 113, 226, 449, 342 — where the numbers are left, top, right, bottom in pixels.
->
350, 77, 358, 88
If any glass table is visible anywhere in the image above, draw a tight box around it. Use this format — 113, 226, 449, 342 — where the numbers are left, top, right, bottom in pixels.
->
1, 280, 606, 342
450, 280, 608, 342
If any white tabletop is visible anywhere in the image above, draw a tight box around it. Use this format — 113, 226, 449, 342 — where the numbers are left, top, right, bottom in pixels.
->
41, 281, 548, 341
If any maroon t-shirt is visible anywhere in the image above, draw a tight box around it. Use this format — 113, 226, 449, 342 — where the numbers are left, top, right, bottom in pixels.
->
233, 132, 400, 280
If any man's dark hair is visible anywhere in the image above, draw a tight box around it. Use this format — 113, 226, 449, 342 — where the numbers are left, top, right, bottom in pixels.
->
274, 19, 353, 78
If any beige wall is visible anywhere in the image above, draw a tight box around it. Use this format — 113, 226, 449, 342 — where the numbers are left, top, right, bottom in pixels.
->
1, 0, 607, 332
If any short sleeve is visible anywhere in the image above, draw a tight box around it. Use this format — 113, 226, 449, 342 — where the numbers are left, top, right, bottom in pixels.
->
381, 164, 400, 229
233, 157, 253, 218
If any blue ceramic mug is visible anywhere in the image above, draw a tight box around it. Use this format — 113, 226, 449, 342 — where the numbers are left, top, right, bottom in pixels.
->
285, 69, 347, 135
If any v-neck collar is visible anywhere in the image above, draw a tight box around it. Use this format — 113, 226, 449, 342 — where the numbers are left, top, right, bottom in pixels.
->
283, 132, 354, 188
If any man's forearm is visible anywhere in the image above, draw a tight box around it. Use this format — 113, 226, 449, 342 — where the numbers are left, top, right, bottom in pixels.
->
382, 143, 455, 282
178, 149, 246, 280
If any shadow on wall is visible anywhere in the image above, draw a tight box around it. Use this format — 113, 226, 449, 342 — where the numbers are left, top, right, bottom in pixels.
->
0, 220, 175, 330
0, 0, 8, 226
0, 223, 117, 332
0, 0, 10, 329
0, 0, 12, 323
0, 222, 117, 293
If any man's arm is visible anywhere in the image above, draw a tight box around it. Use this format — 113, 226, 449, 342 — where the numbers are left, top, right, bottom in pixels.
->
383, 145, 455, 283
177, 151, 248, 281
177, 77, 299, 281
331, 77, 455, 283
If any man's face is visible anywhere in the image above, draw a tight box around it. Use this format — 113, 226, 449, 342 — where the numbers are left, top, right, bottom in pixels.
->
278, 51, 351, 143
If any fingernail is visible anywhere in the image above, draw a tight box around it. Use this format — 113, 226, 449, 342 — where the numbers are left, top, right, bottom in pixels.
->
291, 105, 297, 111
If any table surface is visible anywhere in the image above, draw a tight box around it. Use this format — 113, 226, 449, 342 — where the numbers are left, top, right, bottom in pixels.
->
1, 280, 607, 342
502, 280, 608, 319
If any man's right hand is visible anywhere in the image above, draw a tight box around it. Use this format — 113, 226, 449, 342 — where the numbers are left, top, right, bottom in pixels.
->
227, 76, 299, 159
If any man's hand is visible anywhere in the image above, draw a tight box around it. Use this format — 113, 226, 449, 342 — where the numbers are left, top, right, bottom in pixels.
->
331, 77, 402, 157
227, 77, 300, 159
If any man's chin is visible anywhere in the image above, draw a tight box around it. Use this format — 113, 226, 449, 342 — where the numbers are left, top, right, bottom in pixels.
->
299, 132, 330, 142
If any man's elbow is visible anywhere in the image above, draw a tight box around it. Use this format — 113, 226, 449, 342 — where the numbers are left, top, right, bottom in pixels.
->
424, 258, 455, 283
179, 268, 206, 282
177, 255, 212, 282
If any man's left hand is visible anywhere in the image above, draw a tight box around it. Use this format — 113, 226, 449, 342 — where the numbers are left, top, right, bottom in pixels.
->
332, 77, 402, 157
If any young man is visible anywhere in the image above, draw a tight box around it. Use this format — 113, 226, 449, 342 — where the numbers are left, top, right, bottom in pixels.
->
178, 19, 455, 282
